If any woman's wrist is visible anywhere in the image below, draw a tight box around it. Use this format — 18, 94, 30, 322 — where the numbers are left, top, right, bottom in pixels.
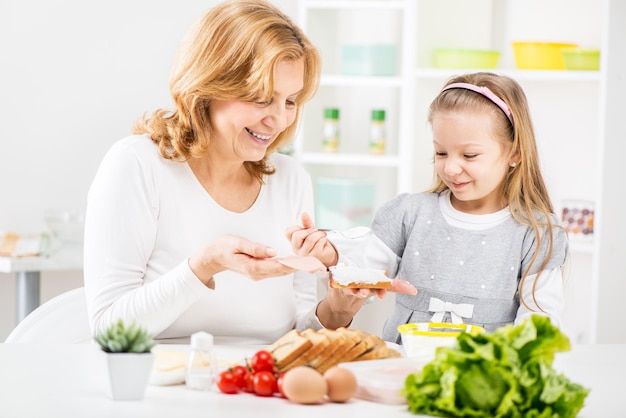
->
323, 241, 339, 267
188, 255, 221, 287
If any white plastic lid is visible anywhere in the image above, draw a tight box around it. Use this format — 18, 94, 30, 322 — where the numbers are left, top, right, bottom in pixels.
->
190, 331, 214, 350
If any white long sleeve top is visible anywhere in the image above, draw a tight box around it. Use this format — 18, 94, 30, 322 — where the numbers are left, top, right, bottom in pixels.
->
83, 135, 322, 344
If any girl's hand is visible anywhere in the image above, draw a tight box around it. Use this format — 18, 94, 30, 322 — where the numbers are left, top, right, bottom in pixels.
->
339, 278, 418, 300
285, 212, 338, 267
188, 235, 296, 286
316, 279, 417, 329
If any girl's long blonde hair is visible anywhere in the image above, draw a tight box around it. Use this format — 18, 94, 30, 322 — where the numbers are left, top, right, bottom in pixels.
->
133, 0, 321, 182
427, 72, 561, 313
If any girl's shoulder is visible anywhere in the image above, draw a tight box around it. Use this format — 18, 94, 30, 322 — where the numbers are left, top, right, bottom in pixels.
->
528, 210, 566, 238
375, 192, 440, 225
520, 210, 569, 269
388, 191, 439, 205
382, 191, 440, 212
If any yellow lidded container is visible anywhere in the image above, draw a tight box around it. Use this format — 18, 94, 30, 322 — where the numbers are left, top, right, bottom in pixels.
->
512, 42, 578, 70
398, 322, 484, 358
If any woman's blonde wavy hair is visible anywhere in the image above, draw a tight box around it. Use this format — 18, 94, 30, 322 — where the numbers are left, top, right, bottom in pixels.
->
132, 0, 321, 182
427, 72, 561, 313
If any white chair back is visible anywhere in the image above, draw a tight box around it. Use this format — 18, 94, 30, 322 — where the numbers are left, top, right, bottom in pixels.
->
5, 287, 92, 344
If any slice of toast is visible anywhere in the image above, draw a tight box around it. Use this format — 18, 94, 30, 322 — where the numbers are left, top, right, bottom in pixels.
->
328, 265, 391, 290
353, 335, 389, 361
336, 330, 378, 364
316, 327, 363, 373
329, 277, 391, 290
277, 328, 330, 372
307, 328, 348, 371
385, 347, 403, 358
265, 327, 403, 374
266, 329, 312, 371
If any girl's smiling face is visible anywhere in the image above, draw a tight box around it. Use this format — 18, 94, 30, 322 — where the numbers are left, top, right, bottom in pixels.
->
208, 58, 304, 163
432, 110, 512, 214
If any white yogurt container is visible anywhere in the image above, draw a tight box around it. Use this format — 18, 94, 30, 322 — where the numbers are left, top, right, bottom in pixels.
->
398, 322, 484, 358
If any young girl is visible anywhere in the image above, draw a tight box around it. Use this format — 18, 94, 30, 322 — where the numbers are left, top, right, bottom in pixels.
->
286, 72, 568, 343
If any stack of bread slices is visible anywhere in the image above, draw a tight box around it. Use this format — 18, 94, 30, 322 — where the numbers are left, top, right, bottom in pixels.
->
267, 327, 402, 374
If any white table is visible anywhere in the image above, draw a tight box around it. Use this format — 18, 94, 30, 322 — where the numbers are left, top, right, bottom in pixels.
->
0, 245, 83, 324
0, 343, 623, 417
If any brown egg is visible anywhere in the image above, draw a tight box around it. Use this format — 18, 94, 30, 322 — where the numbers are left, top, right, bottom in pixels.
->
323, 366, 358, 403
281, 366, 328, 405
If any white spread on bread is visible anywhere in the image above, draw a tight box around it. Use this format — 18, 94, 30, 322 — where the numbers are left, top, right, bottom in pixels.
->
329, 264, 390, 285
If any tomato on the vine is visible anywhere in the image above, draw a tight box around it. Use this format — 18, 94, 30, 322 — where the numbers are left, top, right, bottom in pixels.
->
253, 370, 277, 397
216, 370, 239, 394
250, 350, 275, 374
230, 364, 250, 390
243, 370, 255, 393
276, 372, 286, 398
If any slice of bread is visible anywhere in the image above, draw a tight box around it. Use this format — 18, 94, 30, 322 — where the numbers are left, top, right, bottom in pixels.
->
316, 327, 364, 373
266, 329, 312, 370
329, 277, 391, 290
265, 327, 402, 374
353, 335, 390, 361
277, 328, 330, 372
335, 330, 378, 363
328, 265, 391, 290
307, 328, 348, 371
385, 347, 403, 358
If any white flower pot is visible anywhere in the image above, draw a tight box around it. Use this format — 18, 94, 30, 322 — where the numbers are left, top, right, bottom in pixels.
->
103, 351, 154, 400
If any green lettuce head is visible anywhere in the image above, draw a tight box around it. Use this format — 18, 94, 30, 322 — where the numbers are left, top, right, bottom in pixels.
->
403, 315, 589, 417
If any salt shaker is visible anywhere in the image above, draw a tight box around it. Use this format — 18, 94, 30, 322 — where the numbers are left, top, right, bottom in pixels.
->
186, 331, 217, 391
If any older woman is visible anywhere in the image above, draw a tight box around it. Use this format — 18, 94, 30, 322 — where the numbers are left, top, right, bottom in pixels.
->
83, 0, 400, 344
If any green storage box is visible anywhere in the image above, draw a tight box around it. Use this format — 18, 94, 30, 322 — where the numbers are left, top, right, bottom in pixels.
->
315, 177, 375, 231
341, 44, 397, 76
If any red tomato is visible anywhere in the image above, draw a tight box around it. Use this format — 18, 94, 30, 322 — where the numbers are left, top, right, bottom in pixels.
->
243, 370, 255, 393
250, 350, 275, 373
276, 372, 286, 398
216, 370, 239, 394
231, 365, 250, 390
253, 370, 277, 397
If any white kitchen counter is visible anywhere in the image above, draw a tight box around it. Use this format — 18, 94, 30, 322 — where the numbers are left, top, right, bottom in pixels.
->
0, 343, 622, 417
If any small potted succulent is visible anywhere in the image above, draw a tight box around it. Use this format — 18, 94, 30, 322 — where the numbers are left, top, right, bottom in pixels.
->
95, 319, 156, 400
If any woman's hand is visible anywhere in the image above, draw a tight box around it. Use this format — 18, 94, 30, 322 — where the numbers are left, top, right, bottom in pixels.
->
285, 212, 338, 268
188, 235, 296, 286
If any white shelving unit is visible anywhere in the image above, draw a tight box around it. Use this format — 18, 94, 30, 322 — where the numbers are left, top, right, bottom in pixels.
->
295, 0, 417, 207
295, 0, 625, 343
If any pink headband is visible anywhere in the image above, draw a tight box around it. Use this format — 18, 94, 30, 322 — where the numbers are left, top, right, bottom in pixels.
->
442, 82, 513, 125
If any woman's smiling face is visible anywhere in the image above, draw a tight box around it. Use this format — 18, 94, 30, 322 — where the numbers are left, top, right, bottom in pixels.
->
208, 58, 304, 163
432, 109, 512, 214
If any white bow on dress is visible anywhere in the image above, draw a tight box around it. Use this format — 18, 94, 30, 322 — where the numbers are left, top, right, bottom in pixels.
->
428, 297, 474, 324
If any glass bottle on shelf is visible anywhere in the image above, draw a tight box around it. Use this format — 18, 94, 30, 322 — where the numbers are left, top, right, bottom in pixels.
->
322, 107, 340, 153
369, 109, 386, 155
